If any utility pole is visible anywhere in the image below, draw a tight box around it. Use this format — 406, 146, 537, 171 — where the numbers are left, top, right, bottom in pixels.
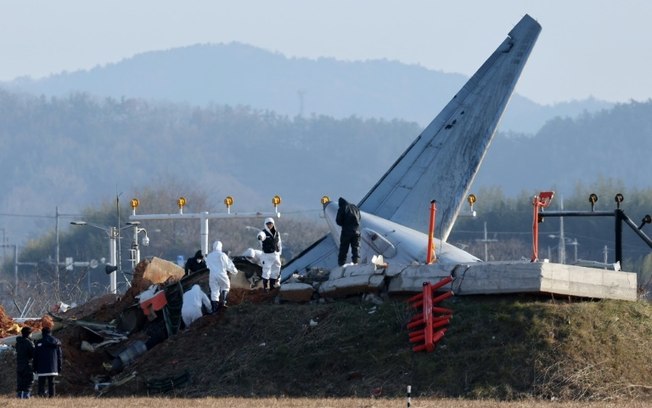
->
109, 227, 118, 293
70, 221, 123, 295
55, 206, 60, 296
116, 194, 122, 279
558, 198, 566, 264
547, 246, 552, 261
569, 238, 579, 263
476, 221, 497, 261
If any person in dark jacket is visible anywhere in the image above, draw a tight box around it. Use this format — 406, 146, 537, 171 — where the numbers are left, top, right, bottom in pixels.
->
15, 326, 34, 399
33, 326, 62, 398
335, 197, 361, 266
184, 250, 205, 276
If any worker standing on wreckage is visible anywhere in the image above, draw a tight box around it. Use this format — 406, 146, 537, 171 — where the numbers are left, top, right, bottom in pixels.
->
257, 217, 282, 292
205, 240, 239, 312
336, 197, 361, 266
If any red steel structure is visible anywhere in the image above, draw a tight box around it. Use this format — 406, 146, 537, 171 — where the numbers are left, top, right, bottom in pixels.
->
426, 200, 437, 264
530, 191, 555, 262
407, 276, 454, 352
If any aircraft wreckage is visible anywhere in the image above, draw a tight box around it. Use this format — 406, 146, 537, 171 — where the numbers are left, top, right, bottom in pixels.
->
1, 13, 645, 396
128, 13, 638, 304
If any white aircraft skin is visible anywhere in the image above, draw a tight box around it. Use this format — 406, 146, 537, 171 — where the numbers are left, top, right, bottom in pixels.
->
282, 14, 541, 279
322, 200, 482, 266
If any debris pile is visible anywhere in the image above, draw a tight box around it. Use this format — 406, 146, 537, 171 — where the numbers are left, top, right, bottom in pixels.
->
0, 306, 44, 338
0, 254, 396, 396
0, 305, 22, 338
0, 256, 274, 396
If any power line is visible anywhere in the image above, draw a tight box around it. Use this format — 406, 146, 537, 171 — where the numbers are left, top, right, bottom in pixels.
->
0, 212, 54, 219
454, 229, 531, 235
0, 211, 80, 219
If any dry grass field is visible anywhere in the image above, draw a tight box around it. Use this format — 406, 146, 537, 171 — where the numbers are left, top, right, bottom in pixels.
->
0, 397, 650, 408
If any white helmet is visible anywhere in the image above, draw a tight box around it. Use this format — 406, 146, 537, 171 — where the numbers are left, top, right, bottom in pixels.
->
264, 217, 275, 226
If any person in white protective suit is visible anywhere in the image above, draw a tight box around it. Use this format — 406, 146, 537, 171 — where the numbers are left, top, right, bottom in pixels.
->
257, 217, 282, 292
181, 284, 211, 327
242, 248, 264, 288
204, 240, 238, 312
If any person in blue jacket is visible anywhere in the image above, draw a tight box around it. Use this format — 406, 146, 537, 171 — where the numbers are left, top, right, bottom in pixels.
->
33, 325, 63, 398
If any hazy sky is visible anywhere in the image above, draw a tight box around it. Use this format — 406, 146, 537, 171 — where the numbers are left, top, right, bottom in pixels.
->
1, 0, 651, 105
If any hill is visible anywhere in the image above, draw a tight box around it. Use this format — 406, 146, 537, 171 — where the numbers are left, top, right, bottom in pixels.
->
0, 88, 649, 248
2, 291, 651, 401
2, 43, 613, 134
474, 101, 652, 195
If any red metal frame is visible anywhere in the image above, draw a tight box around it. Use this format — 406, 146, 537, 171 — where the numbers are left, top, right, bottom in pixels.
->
426, 200, 437, 264
530, 191, 554, 262
407, 276, 454, 352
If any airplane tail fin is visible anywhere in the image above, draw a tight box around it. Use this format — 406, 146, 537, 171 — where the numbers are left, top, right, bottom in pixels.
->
358, 14, 541, 240
283, 14, 541, 278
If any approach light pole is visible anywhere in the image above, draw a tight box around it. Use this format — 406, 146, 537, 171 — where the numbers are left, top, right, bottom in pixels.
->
125, 221, 150, 270
70, 221, 127, 294
71, 221, 118, 294
128, 195, 281, 256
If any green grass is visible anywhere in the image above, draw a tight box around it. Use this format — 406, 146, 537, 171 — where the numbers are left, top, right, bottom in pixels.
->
108, 294, 652, 401
2, 294, 651, 402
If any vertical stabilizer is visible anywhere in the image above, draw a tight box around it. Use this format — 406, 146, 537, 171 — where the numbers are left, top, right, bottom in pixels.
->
359, 14, 541, 240
283, 15, 541, 277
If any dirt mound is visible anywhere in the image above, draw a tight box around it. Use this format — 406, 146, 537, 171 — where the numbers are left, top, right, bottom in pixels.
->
2, 262, 651, 401
0, 306, 23, 338
0, 257, 195, 395
45, 286, 271, 396
1, 279, 274, 397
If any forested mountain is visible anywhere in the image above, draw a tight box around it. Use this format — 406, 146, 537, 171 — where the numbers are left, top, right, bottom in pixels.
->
2, 43, 613, 134
474, 100, 652, 195
0, 88, 651, 248
0, 89, 419, 243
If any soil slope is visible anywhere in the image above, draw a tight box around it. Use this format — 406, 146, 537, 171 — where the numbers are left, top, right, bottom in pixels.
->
1, 290, 651, 401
